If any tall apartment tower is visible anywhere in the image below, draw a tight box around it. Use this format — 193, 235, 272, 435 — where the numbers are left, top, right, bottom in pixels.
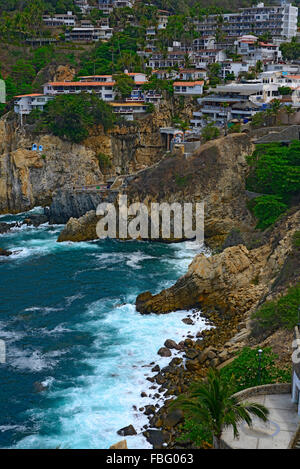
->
193, 2, 298, 40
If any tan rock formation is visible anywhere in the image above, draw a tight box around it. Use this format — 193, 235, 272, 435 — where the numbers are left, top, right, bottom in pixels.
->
57, 211, 98, 242
53, 65, 76, 82
109, 440, 128, 449
0, 115, 103, 213
58, 133, 256, 245
136, 207, 300, 315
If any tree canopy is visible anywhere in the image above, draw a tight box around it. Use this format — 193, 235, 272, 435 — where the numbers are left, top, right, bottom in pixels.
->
40, 93, 115, 143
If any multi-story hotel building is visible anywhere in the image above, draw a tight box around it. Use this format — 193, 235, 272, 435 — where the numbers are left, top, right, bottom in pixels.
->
192, 2, 298, 40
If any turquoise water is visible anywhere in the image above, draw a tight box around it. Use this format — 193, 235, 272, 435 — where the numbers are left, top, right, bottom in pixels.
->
0, 208, 208, 449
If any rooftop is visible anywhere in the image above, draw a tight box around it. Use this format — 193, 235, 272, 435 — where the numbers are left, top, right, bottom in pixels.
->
173, 81, 204, 87
46, 81, 115, 86
15, 93, 44, 98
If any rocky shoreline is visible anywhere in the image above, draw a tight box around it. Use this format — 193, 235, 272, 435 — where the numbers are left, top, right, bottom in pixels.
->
128, 205, 300, 449
122, 307, 247, 449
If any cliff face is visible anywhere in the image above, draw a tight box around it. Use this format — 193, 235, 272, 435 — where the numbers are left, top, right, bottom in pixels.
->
124, 133, 255, 244
0, 114, 103, 214
58, 133, 256, 245
0, 96, 192, 214
83, 96, 195, 176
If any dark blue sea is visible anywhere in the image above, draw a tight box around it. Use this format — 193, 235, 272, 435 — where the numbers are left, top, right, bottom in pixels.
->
0, 208, 208, 449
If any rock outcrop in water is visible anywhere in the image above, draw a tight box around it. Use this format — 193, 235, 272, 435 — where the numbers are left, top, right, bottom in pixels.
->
0, 247, 12, 256
46, 190, 111, 225
136, 207, 300, 315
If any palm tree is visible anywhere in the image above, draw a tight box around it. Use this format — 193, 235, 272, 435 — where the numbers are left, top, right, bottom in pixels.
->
173, 368, 269, 449
285, 104, 296, 124
270, 99, 282, 125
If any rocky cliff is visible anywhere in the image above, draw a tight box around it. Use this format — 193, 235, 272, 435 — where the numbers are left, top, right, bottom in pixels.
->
0, 95, 193, 215
136, 206, 300, 316
0, 113, 103, 214
58, 133, 256, 245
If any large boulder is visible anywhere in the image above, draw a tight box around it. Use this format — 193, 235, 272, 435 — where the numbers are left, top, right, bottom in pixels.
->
0, 223, 13, 234
162, 409, 184, 429
117, 424, 137, 436
164, 339, 180, 350
157, 347, 171, 357
0, 248, 12, 257
109, 440, 128, 449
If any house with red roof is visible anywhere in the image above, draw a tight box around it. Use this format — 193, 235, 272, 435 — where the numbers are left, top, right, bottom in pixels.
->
173, 81, 204, 96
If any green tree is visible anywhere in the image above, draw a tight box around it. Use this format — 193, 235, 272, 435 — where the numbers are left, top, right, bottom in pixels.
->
42, 93, 115, 143
208, 63, 221, 86
201, 123, 220, 142
173, 368, 269, 449
284, 104, 296, 124
280, 38, 300, 61
113, 73, 134, 99
279, 86, 292, 96
251, 195, 287, 230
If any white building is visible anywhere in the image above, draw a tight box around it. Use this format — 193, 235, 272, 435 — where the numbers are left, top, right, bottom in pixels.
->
178, 69, 208, 81
98, 0, 134, 14
173, 81, 204, 96
220, 62, 250, 80
157, 10, 170, 30
14, 94, 54, 116
42, 11, 76, 27
192, 2, 298, 40
43, 81, 116, 101
74, 0, 91, 13
109, 102, 147, 121
193, 49, 227, 68
66, 25, 112, 42
236, 35, 282, 65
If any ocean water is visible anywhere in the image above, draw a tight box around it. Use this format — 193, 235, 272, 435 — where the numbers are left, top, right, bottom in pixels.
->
0, 208, 209, 449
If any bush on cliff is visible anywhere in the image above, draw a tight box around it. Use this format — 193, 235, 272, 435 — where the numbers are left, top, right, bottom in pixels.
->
41, 94, 115, 143
251, 195, 288, 230
246, 141, 300, 229
252, 284, 300, 333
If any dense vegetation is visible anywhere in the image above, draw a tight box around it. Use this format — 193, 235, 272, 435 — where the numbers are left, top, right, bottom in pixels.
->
37, 93, 115, 142
220, 347, 291, 391
246, 141, 300, 230
280, 38, 300, 61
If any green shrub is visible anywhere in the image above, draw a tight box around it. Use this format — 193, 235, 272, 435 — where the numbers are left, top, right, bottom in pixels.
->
252, 284, 300, 332
175, 174, 189, 187
228, 123, 241, 133
97, 153, 112, 171
41, 94, 115, 143
146, 102, 155, 113
201, 123, 220, 142
293, 231, 300, 248
251, 195, 288, 230
176, 418, 212, 448
220, 347, 291, 392
246, 141, 300, 228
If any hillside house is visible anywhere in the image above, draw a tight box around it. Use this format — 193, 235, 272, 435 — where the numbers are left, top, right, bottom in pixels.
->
173, 81, 204, 96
